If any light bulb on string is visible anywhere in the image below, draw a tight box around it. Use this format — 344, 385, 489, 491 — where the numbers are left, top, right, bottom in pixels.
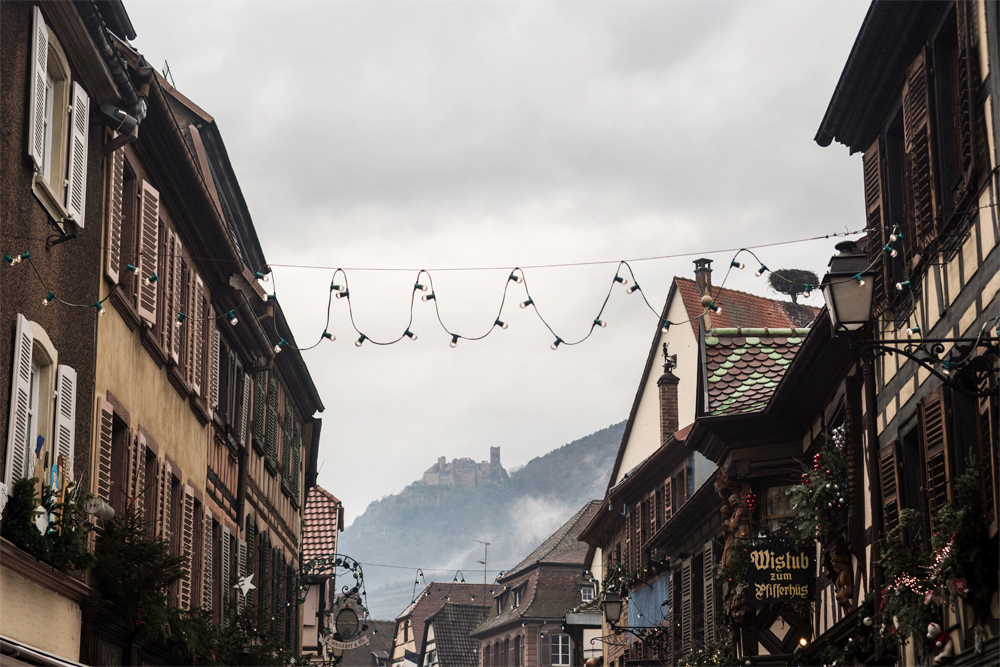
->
322, 330, 335, 341
883, 244, 898, 258
146, 272, 158, 285
19, 252, 31, 263
896, 280, 911, 291
755, 264, 768, 277
890, 231, 903, 243
43, 291, 56, 306
508, 272, 522, 284
520, 298, 533, 309
708, 302, 722, 313
551, 337, 563, 350
414, 282, 428, 292
494, 318, 508, 330
94, 302, 106, 316
802, 285, 812, 299
255, 269, 270, 282
125, 262, 137, 273
3, 254, 15, 265
225, 310, 238, 326
626, 283, 640, 294
274, 338, 287, 353
853, 273, 865, 286
175, 313, 188, 327
614, 274, 626, 284
335, 289, 349, 300
731, 260, 745, 270
594, 318, 607, 328
422, 292, 436, 302
404, 329, 417, 341
330, 283, 342, 292
907, 325, 921, 337
661, 320, 673, 333
449, 334, 460, 348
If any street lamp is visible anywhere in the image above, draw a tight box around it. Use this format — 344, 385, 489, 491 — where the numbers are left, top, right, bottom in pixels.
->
601, 592, 622, 628
820, 241, 876, 333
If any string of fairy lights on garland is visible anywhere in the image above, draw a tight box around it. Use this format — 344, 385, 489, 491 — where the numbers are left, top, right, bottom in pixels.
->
8, 226, 990, 366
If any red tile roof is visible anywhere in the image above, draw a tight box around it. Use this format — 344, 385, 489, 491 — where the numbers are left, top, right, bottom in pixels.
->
303, 486, 343, 563
674, 277, 819, 336
704, 328, 810, 416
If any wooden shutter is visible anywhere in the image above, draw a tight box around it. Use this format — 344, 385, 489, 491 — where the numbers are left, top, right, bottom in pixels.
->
879, 441, 902, 534
179, 486, 195, 610
237, 539, 248, 611
258, 532, 270, 626
95, 397, 114, 502
902, 47, 940, 253
977, 371, 998, 535
127, 431, 147, 516
52, 365, 77, 482
282, 410, 292, 482
155, 459, 173, 541
703, 542, 716, 644
862, 139, 890, 314
65, 82, 90, 226
159, 230, 174, 352
187, 273, 205, 394
210, 328, 221, 412
136, 181, 159, 323
221, 525, 232, 626
292, 422, 302, 500
953, 0, 978, 206
105, 143, 124, 283
272, 547, 283, 620
202, 509, 214, 614
246, 517, 256, 575
240, 374, 251, 447
253, 370, 267, 448
680, 558, 693, 654
920, 387, 952, 528
27, 6, 48, 170
5, 314, 35, 483
170, 237, 184, 363
663, 477, 673, 523
267, 378, 279, 463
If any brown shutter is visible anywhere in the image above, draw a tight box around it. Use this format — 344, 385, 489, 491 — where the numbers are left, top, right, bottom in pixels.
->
127, 430, 147, 516
663, 477, 673, 523
879, 441, 902, 534
953, 0, 979, 206
863, 139, 890, 314
105, 145, 124, 284
221, 525, 232, 627
155, 459, 173, 541
703, 542, 716, 643
240, 374, 252, 448
136, 181, 159, 324
267, 378, 279, 463
920, 387, 952, 529
170, 240, 185, 363
902, 47, 940, 253
680, 558, 693, 654
179, 486, 196, 610
202, 509, 214, 613
96, 398, 114, 502
976, 369, 998, 535
186, 271, 204, 393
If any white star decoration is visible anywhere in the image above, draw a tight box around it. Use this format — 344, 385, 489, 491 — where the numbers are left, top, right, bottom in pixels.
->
235, 573, 256, 596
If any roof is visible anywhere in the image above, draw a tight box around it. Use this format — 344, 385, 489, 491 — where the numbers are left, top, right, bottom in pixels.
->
502, 501, 602, 580
703, 327, 810, 416
302, 486, 343, 563
339, 620, 394, 666
675, 278, 819, 334
423, 604, 489, 667
395, 583, 491, 659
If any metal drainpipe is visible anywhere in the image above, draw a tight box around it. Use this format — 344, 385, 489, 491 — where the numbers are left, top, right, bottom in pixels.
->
861, 351, 884, 653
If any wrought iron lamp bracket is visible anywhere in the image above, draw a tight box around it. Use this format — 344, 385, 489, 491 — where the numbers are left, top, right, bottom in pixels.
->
850, 337, 998, 397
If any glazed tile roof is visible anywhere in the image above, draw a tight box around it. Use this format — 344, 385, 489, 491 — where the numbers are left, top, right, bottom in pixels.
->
502, 500, 602, 580
704, 327, 810, 416
302, 486, 343, 563
424, 604, 489, 667
675, 278, 819, 335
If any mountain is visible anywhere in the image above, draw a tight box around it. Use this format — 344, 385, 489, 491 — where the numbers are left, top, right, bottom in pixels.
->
338, 421, 625, 619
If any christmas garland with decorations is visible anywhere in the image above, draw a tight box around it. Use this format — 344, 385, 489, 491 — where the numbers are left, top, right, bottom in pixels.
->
0, 477, 95, 571
786, 426, 849, 544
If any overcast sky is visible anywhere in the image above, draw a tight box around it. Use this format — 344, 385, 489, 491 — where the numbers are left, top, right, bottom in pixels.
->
124, 1, 870, 535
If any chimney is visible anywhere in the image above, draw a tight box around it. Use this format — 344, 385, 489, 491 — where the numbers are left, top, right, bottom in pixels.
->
693, 258, 713, 295
657, 343, 679, 444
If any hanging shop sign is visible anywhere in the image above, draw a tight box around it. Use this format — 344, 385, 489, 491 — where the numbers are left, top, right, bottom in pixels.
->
747, 545, 815, 602
324, 634, 371, 651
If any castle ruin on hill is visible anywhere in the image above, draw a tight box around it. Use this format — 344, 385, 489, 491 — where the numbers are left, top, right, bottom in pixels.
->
421, 447, 506, 488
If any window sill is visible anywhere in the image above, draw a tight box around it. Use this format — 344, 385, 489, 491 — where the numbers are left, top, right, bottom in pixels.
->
264, 458, 277, 477
109, 289, 140, 332
0, 536, 91, 604
140, 325, 168, 368
252, 435, 265, 457
190, 396, 210, 426
167, 363, 189, 399
31, 175, 70, 228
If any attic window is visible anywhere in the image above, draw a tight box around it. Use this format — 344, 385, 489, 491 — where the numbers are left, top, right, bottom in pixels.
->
511, 588, 522, 609
580, 584, 594, 602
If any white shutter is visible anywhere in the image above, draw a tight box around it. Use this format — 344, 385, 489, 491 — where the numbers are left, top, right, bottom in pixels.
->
159, 230, 175, 352
188, 275, 205, 395
239, 374, 251, 447
179, 487, 196, 610
203, 509, 214, 614
27, 6, 48, 170
95, 397, 114, 501
156, 460, 173, 541
221, 525, 232, 626
52, 365, 76, 480
170, 236, 183, 363
237, 539, 248, 610
210, 328, 221, 411
5, 314, 35, 483
105, 140, 123, 283
136, 180, 159, 323
702, 542, 716, 644
129, 431, 147, 517
65, 82, 90, 225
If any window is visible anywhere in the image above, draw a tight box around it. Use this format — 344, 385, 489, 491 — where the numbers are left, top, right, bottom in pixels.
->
580, 584, 594, 603
28, 6, 89, 227
423, 649, 437, 667
763, 485, 795, 531
511, 587, 521, 609
4, 314, 75, 490
540, 634, 572, 667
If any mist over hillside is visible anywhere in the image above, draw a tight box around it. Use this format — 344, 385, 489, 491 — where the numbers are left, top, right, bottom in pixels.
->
338, 421, 625, 619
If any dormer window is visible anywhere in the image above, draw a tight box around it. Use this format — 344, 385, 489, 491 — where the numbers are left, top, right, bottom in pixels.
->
580, 584, 594, 603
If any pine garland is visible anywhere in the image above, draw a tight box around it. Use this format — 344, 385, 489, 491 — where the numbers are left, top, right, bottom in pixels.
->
786, 426, 849, 544
0, 477, 95, 571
